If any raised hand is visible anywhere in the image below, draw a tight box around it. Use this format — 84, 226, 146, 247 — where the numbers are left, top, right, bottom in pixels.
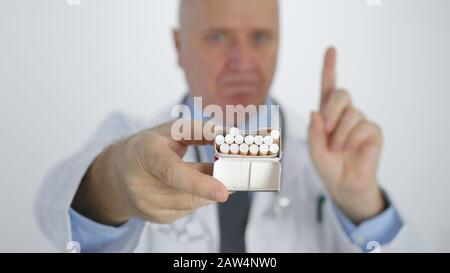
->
308, 47, 385, 224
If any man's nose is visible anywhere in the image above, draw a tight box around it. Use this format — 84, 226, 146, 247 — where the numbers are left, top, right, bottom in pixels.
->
227, 42, 256, 72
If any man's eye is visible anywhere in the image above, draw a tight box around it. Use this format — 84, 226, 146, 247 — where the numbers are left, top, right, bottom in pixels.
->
254, 33, 268, 44
209, 33, 225, 43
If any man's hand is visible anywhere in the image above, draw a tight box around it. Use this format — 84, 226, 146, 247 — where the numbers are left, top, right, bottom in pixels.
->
72, 120, 229, 226
308, 47, 385, 224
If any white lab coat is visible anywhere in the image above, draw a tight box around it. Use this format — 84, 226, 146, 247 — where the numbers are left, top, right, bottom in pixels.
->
34, 105, 421, 253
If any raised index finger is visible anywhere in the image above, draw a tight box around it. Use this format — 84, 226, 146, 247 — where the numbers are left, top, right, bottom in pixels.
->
320, 47, 337, 111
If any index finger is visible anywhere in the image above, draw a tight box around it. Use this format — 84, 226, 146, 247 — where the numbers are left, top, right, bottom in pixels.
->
320, 47, 337, 111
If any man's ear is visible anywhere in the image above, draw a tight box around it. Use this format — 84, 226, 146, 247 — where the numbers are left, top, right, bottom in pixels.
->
172, 29, 183, 67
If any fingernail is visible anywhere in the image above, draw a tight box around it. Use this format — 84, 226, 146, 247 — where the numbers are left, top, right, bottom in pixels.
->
210, 188, 226, 202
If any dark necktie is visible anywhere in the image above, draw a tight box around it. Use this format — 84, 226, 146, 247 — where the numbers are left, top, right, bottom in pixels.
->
218, 191, 252, 253
197, 144, 252, 253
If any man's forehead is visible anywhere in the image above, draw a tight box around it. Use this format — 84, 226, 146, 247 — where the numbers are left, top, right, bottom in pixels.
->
178, 0, 279, 30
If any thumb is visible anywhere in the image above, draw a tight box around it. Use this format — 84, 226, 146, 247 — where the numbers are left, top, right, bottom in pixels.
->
308, 112, 328, 156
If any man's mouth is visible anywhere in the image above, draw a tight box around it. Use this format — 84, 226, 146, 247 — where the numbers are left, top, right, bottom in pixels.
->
219, 81, 259, 98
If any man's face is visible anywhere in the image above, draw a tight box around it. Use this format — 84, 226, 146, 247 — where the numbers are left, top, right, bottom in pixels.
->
174, 0, 279, 109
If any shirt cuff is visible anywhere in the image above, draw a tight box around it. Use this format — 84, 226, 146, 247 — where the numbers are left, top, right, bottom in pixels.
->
69, 208, 145, 253
333, 191, 404, 251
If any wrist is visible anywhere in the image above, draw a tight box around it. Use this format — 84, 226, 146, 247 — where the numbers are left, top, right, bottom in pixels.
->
334, 183, 386, 225
72, 142, 131, 226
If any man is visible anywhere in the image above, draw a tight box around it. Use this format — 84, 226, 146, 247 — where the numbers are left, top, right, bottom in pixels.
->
35, 0, 420, 252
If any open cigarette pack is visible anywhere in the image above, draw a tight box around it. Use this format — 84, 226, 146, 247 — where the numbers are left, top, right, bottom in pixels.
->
212, 127, 282, 192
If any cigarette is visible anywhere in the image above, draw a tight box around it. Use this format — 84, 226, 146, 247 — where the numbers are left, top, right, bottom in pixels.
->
270, 129, 281, 142
234, 134, 244, 145
244, 135, 254, 145
230, 144, 240, 155
220, 143, 230, 154
229, 127, 240, 136
225, 134, 235, 145
239, 143, 249, 155
263, 135, 274, 145
249, 144, 259, 156
269, 143, 279, 155
254, 135, 264, 146
259, 144, 269, 156
215, 135, 225, 146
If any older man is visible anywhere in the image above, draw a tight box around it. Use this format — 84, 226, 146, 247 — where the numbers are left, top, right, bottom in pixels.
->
36, 0, 419, 252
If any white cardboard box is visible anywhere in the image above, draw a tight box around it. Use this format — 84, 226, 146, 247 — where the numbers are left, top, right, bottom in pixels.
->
212, 127, 282, 192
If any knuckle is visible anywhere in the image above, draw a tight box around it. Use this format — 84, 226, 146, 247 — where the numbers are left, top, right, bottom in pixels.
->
333, 130, 346, 145
157, 161, 177, 188
348, 108, 364, 122
325, 90, 351, 118
332, 134, 343, 145
171, 193, 194, 211
369, 121, 383, 136
363, 121, 376, 131
190, 194, 212, 210
190, 178, 202, 195
134, 132, 155, 150
143, 134, 164, 153
355, 110, 365, 121
125, 176, 143, 194
188, 194, 196, 210
134, 198, 150, 215
372, 122, 382, 132
129, 134, 162, 170
337, 89, 351, 104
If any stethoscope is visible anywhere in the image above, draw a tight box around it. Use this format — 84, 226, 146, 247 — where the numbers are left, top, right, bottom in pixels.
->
155, 96, 325, 244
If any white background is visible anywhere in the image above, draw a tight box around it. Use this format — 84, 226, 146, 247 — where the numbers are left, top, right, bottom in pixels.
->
1, 0, 449, 252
